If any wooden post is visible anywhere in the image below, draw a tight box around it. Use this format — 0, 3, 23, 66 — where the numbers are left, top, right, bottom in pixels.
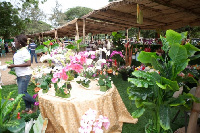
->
42, 33, 44, 42
75, 21, 79, 50
187, 79, 200, 133
55, 29, 58, 42
83, 18, 86, 44
39, 35, 41, 45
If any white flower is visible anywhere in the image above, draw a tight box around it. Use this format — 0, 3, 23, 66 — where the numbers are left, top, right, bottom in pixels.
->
86, 59, 93, 65
57, 79, 66, 88
0, 85, 2, 89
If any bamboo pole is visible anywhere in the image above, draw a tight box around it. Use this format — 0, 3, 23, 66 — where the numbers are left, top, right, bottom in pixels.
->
83, 18, 86, 44
187, 79, 200, 133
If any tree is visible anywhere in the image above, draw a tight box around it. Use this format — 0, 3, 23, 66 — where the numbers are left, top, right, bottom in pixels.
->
0, 2, 27, 39
19, 6, 52, 34
64, 6, 93, 22
49, 0, 66, 28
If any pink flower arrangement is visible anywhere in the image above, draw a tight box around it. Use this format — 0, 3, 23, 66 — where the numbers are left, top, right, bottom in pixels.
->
79, 108, 110, 133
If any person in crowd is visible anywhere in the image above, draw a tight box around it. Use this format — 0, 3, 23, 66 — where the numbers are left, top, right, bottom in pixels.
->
28, 39, 38, 63
4, 42, 9, 54
8, 34, 36, 114
11, 41, 16, 54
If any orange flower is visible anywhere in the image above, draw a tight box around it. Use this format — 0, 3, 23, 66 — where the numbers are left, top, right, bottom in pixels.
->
34, 87, 41, 92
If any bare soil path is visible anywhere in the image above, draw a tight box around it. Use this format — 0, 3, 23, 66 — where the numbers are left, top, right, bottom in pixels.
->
0, 52, 46, 85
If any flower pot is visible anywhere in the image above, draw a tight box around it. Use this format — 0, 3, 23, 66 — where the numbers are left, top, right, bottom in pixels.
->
100, 86, 109, 92
56, 89, 71, 98
121, 73, 128, 81
42, 89, 48, 94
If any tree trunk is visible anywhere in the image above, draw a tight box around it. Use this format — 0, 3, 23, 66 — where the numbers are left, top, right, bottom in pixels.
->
187, 79, 200, 133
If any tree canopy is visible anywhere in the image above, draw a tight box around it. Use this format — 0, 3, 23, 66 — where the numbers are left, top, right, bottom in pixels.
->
0, 2, 27, 39
64, 6, 93, 22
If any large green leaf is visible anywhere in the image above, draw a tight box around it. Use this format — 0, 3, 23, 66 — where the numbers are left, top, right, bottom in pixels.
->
169, 43, 189, 78
2, 94, 24, 117
137, 51, 157, 63
135, 100, 143, 108
166, 30, 182, 46
151, 56, 164, 73
128, 78, 153, 88
127, 86, 153, 100
167, 97, 186, 106
159, 105, 170, 130
132, 107, 145, 118
169, 43, 188, 62
7, 119, 25, 133
189, 53, 200, 60
183, 43, 200, 57
160, 77, 179, 91
43, 40, 51, 45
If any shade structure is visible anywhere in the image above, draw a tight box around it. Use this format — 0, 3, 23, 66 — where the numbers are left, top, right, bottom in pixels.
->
27, 0, 200, 38
82, 0, 200, 30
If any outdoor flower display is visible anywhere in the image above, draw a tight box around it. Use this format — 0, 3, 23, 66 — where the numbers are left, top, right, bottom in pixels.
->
79, 108, 110, 133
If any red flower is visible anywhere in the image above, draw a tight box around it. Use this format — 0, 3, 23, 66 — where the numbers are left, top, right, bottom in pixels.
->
49, 42, 53, 45
17, 112, 21, 119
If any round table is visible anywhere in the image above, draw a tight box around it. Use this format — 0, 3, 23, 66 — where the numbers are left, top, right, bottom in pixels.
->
38, 80, 138, 133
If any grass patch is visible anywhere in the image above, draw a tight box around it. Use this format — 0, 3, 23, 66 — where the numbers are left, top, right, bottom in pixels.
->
1, 76, 185, 132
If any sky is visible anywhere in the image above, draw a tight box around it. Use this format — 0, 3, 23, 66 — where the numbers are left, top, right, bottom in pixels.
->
39, 0, 110, 15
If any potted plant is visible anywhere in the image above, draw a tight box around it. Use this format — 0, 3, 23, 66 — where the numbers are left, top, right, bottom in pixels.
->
97, 73, 112, 92
127, 30, 200, 132
118, 65, 132, 81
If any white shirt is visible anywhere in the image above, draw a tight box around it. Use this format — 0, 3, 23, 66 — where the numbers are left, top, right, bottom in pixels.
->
14, 47, 32, 77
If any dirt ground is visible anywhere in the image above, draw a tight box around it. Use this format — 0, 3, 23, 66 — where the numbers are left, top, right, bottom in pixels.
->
0, 52, 45, 85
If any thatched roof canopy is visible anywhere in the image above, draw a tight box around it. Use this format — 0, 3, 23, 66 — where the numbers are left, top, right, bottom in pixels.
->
27, 0, 200, 38
82, 0, 200, 30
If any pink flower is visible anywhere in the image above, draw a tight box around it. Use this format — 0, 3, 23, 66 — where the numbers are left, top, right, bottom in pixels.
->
32, 94, 38, 99
34, 102, 39, 106
91, 54, 96, 59
51, 77, 58, 83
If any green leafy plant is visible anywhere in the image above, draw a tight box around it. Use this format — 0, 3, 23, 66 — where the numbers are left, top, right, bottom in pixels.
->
127, 30, 200, 132
76, 78, 91, 88
0, 89, 25, 132
97, 73, 112, 92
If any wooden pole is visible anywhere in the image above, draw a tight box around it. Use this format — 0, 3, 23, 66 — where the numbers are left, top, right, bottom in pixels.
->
42, 33, 43, 42
76, 21, 79, 50
55, 29, 58, 42
83, 18, 86, 44
39, 35, 41, 45
187, 79, 200, 133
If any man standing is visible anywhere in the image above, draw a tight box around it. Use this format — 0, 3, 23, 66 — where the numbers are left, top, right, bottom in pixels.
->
29, 40, 38, 63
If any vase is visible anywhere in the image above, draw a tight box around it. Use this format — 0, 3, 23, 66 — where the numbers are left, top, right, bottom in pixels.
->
100, 86, 109, 92
121, 73, 128, 81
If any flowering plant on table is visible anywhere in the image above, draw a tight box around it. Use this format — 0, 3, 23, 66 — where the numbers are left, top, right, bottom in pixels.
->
97, 72, 112, 92
79, 108, 110, 133
31, 65, 53, 93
